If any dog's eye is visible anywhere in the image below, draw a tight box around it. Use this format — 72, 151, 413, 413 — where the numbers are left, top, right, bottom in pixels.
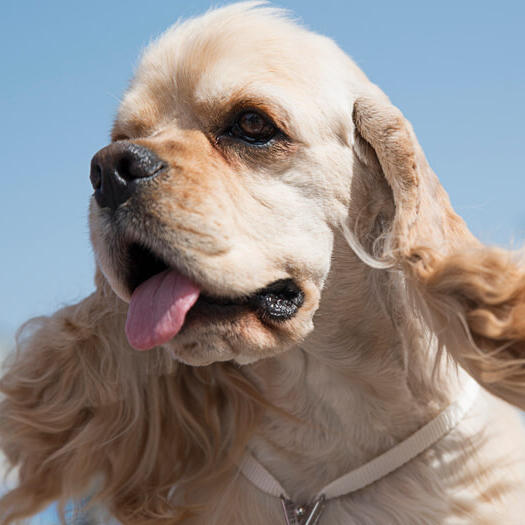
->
229, 111, 276, 144
112, 134, 130, 142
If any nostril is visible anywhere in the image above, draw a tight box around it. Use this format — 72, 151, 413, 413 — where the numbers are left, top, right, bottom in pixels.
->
90, 162, 102, 190
116, 156, 131, 181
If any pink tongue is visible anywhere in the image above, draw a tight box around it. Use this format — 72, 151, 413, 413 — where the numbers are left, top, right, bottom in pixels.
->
125, 269, 200, 351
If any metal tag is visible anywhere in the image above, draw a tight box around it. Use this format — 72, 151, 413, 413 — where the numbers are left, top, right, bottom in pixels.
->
280, 495, 326, 525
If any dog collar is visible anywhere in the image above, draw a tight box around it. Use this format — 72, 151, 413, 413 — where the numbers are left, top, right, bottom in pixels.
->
239, 376, 479, 525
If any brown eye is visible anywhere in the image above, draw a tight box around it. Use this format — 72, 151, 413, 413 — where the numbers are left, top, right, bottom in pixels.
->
112, 134, 130, 142
230, 111, 276, 144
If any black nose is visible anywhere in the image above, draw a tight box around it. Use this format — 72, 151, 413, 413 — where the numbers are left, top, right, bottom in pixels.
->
89, 142, 167, 211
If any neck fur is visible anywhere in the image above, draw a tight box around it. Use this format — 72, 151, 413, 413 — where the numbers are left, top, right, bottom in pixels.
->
243, 232, 467, 503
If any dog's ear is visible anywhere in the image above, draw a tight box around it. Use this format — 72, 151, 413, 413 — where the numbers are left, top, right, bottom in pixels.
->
0, 279, 261, 522
352, 96, 525, 410
352, 96, 471, 257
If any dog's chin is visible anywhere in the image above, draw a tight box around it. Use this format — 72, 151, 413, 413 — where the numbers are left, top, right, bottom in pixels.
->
162, 292, 316, 365
163, 338, 238, 367
163, 329, 279, 367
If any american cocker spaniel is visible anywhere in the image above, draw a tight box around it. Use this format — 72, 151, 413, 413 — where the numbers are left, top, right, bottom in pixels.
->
1, 3, 525, 524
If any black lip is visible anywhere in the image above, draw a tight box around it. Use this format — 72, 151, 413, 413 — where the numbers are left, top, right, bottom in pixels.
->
196, 279, 304, 322
251, 279, 304, 321
124, 242, 304, 321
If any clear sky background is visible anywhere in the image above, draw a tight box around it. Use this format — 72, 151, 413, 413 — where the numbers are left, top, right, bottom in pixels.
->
1, 0, 524, 345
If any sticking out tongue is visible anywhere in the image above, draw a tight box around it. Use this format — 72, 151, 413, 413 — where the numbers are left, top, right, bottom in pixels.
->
125, 269, 200, 350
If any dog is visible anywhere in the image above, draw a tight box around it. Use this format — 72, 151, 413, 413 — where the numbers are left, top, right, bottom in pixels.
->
1, 2, 525, 524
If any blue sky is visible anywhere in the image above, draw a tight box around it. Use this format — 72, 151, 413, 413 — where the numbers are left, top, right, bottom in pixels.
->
1, 0, 524, 342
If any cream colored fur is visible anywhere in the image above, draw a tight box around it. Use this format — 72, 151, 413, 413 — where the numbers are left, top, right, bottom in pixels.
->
1, 3, 525, 524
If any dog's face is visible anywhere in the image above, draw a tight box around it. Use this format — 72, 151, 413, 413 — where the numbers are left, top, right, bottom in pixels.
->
89, 4, 378, 366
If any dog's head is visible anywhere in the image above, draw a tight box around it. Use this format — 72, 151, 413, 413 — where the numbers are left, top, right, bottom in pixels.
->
88, 2, 525, 408
89, 3, 381, 366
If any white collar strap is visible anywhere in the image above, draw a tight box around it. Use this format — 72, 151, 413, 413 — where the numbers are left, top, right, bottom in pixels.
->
239, 376, 479, 524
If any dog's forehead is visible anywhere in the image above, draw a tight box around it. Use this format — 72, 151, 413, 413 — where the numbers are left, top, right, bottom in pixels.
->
144, 5, 322, 90
117, 4, 367, 135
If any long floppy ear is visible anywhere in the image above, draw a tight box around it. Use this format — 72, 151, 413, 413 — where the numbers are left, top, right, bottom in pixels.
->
0, 271, 262, 523
352, 96, 525, 410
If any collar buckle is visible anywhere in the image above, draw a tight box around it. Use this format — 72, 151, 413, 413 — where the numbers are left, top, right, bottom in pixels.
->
280, 495, 326, 525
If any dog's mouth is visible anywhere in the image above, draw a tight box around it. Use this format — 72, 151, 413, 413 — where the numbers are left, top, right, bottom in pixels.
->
123, 242, 304, 350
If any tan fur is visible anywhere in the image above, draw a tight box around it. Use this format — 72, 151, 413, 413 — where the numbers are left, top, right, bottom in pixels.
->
1, 3, 525, 524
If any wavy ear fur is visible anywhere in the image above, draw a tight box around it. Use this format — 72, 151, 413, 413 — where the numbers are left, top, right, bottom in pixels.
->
0, 273, 263, 524
353, 96, 525, 410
